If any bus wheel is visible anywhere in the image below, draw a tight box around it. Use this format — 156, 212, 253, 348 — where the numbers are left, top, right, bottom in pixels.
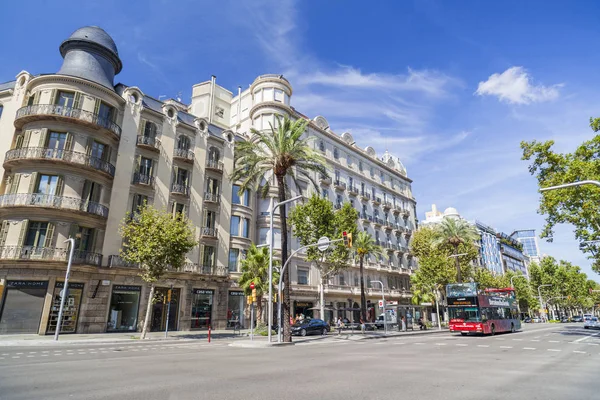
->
511, 323, 515, 333
460, 332, 467, 336
490, 324, 496, 336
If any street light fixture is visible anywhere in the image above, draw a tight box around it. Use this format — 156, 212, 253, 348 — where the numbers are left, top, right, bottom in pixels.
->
267, 194, 304, 342
539, 180, 600, 192
538, 284, 552, 322
370, 280, 386, 335
54, 238, 75, 341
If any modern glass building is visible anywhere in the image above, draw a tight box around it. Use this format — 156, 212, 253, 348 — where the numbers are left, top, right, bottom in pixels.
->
475, 221, 504, 275
511, 230, 540, 262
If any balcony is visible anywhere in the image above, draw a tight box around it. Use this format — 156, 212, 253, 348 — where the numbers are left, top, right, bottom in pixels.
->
173, 148, 194, 163
206, 159, 223, 172
4, 147, 115, 177
204, 192, 220, 204
132, 173, 155, 188
108, 256, 228, 276
404, 229, 413, 239
382, 201, 392, 210
200, 226, 218, 238
394, 224, 405, 234
393, 204, 403, 214
0, 193, 108, 218
360, 191, 371, 201
384, 242, 395, 251
360, 212, 372, 223
136, 135, 160, 152
0, 246, 102, 266
373, 217, 384, 226
372, 197, 382, 206
320, 175, 331, 185
15, 105, 121, 139
170, 183, 190, 196
334, 202, 342, 210
402, 210, 411, 219
384, 221, 394, 230
398, 246, 409, 254
334, 180, 346, 191
348, 186, 359, 196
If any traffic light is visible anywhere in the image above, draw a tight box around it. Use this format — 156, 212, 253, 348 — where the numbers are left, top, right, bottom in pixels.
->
252, 288, 257, 303
342, 231, 353, 248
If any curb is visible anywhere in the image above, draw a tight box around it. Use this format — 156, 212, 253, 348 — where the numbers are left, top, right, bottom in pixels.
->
229, 341, 295, 348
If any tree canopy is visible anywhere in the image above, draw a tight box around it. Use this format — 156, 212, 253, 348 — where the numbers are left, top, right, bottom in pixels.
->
238, 244, 279, 322
431, 218, 480, 282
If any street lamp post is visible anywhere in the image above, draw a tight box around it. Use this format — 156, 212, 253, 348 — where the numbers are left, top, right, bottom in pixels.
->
371, 280, 386, 335
538, 284, 552, 322
540, 180, 600, 192
267, 195, 304, 343
54, 238, 75, 341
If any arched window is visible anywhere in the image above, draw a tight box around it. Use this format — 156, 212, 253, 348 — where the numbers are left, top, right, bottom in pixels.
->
208, 146, 220, 163
178, 135, 190, 151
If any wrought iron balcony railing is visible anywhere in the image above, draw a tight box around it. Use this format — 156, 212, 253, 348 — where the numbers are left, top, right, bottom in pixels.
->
0, 246, 102, 266
0, 193, 108, 217
5, 147, 115, 177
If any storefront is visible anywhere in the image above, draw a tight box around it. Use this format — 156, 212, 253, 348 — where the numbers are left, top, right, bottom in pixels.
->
107, 285, 141, 332
151, 287, 180, 332
0, 280, 48, 334
46, 282, 84, 334
191, 289, 213, 330
227, 291, 245, 329
294, 301, 314, 320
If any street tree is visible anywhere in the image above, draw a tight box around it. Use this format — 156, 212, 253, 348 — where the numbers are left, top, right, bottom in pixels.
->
289, 195, 358, 320
354, 231, 385, 322
238, 244, 279, 322
431, 217, 481, 283
231, 115, 328, 342
119, 204, 196, 339
521, 127, 600, 273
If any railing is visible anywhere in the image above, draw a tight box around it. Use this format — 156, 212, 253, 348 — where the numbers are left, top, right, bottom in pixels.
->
398, 246, 409, 253
204, 192, 220, 203
171, 183, 190, 196
384, 221, 394, 229
383, 201, 392, 209
334, 180, 346, 190
374, 217, 384, 225
0, 246, 102, 266
16, 105, 121, 138
132, 173, 155, 187
348, 186, 359, 195
108, 255, 228, 276
206, 160, 223, 171
201, 226, 218, 237
174, 148, 194, 162
360, 192, 371, 200
373, 197, 382, 204
107, 255, 139, 268
136, 135, 160, 150
320, 175, 331, 184
360, 212, 372, 221
5, 147, 115, 177
0, 193, 108, 217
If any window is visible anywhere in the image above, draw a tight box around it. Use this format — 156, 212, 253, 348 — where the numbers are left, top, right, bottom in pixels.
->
131, 194, 148, 215
346, 154, 351, 166
372, 187, 376, 199
55, 91, 75, 108
75, 227, 94, 251
298, 269, 309, 285
232, 185, 250, 206
354, 274, 359, 287
228, 249, 240, 272
82, 180, 102, 204
230, 216, 241, 236
208, 147, 220, 163
203, 210, 217, 228
144, 121, 157, 138
334, 170, 340, 182
170, 202, 186, 219
177, 135, 190, 150
25, 222, 49, 247
47, 132, 68, 151
348, 176, 354, 188
242, 218, 250, 238
97, 101, 116, 122
201, 245, 215, 267
321, 188, 328, 199
350, 199, 354, 208
138, 157, 153, 177
90, 141, 106, 161
206, 177, 220, 195
339, 273, 345, 286
274, 89, 284, 102
336, 194, 342, 205
380, 171, 385, 181
36, 175, 58, 195
174, 168, 189, 186
318, 140, 325, 152
359, 161, 363, 172
370, 167, 374, 178
333, 147, 339, 159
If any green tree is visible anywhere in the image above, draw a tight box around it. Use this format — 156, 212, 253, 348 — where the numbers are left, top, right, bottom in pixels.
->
521, 126, 600, 273
238, 245, 279, 322
289, 195, 358, 319
431, 217, 480, 283
231, 115, 328, 342
119, 204, 196, 339
354, 231, 385, 322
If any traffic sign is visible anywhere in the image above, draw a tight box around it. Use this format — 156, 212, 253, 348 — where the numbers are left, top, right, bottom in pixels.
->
317, 236, 330, 252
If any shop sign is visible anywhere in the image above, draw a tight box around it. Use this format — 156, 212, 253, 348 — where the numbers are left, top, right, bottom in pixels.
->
193, 289, 214, 295
7, 280, 48, 289
113, 285, 141, 292
55, 282, 85, 289
229, 291, 245, 296
295, 302, 312, 307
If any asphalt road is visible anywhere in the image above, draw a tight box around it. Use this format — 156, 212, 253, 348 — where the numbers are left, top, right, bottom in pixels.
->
0, 324, 598, 400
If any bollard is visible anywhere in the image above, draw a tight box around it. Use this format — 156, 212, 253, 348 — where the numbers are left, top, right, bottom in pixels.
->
208, 325, 211, 343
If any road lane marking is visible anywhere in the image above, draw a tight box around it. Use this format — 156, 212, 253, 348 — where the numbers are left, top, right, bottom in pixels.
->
574, 333, 600, 343
512, 339, 523, 341
0, 357, 4, 360
28, 351, 37, 354
41, 354, 48, 357
394, 342, 406, 345
573, 350, 587, 354
477, 345, 489, 348
90, 351, 97, 354
11, 356, 19, 359
531, 340, 540, 342
15, 352, 23, 355
523, 347, 536, 350
435, 343, 446, 346
549, 340, 560, 343
548, 349, 561, 352
456, 344, 468, 347
500, 346, 513, 349
1, 353, 7, 356
414, 343, 425, 345
26, 355, 34, 358
42, 351, 49, 353
586, 343, 599, 346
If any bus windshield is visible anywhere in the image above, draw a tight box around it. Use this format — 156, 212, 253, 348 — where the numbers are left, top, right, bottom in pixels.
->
449, 307, 481, 322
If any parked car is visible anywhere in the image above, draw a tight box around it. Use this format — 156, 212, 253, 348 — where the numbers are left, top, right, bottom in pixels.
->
523, 317, 532, 323
584, 317, 599, 330
560, 316, 570, 323
583, 314, 594, 322
291, 318, 329, 336
375, 314, 398, 329
532, 317, 541, 323
572, 316, 583, 323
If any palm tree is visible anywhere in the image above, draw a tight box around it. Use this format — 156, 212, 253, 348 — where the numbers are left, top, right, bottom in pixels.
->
238, 245, 279, 323
354, 231, 385, 322
231, 115, 328, 342
432, 217, 480, 283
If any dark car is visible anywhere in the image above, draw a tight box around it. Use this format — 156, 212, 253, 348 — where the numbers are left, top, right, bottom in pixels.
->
560, 316, 570, 323
291, 319, 329, 336
572, 316, 583, 323
523, 317, 532, 323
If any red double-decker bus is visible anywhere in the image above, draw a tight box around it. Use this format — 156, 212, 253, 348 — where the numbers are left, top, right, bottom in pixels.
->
446, 283, 521, 336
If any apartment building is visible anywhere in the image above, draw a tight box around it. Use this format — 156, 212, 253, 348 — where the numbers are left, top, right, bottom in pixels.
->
0, 26, 416, 335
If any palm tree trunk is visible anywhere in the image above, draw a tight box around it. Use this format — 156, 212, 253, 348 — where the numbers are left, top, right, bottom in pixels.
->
256, 295, 263, 323
359, 256, 367, 322
140, 283, 154, 340
276, 174, 292, 342
454, 246, 462, 283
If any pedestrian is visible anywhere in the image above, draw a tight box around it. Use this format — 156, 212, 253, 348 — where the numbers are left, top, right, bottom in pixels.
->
360, 317, 365, 334
336, 317, 343, 335
401, 316, 406, 332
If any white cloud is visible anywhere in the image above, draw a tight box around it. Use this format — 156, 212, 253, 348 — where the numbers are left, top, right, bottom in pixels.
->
475, 66, 562, 104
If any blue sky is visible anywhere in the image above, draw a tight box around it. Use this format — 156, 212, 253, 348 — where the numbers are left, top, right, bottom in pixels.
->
3, 0, 600, 280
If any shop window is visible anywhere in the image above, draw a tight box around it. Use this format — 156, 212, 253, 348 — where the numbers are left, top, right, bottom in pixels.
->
191, 289, 213, 329
106, 285, 141, 332
0, 281, 48, 334
47, 282, 84, 334
227, 291, 245, 329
